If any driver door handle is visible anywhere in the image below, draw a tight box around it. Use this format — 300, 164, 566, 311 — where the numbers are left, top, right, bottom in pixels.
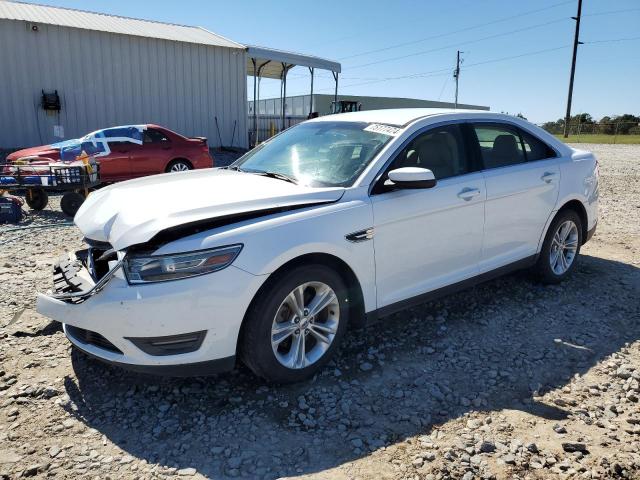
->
457, 187, 481, 201
541, 171, 557, 183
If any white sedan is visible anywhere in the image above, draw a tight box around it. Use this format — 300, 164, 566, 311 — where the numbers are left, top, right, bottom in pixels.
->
36, 109, 599, 383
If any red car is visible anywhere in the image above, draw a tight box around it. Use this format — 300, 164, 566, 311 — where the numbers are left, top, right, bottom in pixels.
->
6, 124, 214, 183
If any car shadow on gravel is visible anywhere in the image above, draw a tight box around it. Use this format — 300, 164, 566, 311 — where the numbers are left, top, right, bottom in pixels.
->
63, 253, 640, 479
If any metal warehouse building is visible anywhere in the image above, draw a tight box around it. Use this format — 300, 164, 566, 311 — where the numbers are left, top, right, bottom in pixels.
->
250, 94, 489, 117
0, 1, 341, 150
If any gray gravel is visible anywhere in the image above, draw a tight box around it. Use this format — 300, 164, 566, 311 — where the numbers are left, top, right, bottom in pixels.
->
1, 144, 639, 479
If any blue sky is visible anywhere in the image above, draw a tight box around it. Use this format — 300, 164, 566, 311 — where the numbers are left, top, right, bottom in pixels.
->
23, 0, 640, 123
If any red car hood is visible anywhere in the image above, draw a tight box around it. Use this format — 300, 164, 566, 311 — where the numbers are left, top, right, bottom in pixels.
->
6, 145, 61, 162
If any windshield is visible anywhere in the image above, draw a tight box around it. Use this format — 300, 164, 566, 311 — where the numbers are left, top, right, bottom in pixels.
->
233, 121, 396, 187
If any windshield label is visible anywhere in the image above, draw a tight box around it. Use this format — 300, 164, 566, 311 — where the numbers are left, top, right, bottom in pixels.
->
364, 124, 401, 136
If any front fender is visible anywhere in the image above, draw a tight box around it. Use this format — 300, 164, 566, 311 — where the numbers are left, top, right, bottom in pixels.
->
152, 194, 378, 313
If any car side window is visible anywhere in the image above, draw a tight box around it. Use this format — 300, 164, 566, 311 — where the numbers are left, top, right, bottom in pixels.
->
519, 129, 557, 161
107, 141, 130, 151
143, 129, 170, 144
472, 124, 525, 169
390, 124, 470, 180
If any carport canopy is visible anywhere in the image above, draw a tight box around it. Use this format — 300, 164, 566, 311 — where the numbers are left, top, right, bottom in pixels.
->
247, 45, 341, 79
246, 45, 341, 145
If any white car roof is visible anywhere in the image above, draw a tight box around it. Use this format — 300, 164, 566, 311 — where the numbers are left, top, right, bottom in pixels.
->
308, 108, 498, 126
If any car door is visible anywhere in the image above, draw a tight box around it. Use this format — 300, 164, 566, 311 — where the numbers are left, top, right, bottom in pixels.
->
370, 122, 486, 309
96, 141, 131, 182
471, 123, 560, 272
128, 128, 173, 177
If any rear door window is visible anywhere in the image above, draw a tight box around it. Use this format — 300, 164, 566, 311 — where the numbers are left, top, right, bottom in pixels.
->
144, 129, 170, 144
519, 129, 557, 161
472, 124, 525, 169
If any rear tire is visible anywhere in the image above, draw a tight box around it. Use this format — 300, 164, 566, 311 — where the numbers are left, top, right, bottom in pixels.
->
25, 188, 48, 211
240, 264, 349, 383
60, 191, 85, 217
534, 209, 583, 284
166, 159, 192, 173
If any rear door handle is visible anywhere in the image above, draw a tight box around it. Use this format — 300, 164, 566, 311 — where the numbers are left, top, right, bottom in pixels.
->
457, 187, 481, 201
541, 171, 557, 183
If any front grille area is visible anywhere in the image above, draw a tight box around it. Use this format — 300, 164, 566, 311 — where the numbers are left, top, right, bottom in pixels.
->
82, 240, 117, 281
66, 325, 123, 354
53, 252, 94, 298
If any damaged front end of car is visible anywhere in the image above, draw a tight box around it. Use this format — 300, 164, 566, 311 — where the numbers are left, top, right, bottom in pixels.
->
49, 240, 123, 304
35, 230, 261, 375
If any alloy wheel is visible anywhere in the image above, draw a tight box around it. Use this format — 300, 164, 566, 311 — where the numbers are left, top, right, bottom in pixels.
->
170, 162, 190, 172
271, 281, 340, 369
549, 220, 579, 275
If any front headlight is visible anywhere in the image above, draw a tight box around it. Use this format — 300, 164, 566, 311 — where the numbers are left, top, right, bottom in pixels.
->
123, 244, 242, 284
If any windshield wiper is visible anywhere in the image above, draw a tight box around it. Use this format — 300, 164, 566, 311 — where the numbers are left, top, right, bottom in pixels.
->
250, 170, 299, 185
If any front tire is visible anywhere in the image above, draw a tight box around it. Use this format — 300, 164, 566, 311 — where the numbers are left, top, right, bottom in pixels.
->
240, 265, 349, 383
535, 209, 582, 284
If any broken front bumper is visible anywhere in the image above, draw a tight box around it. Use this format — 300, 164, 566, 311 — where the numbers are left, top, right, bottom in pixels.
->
36, 249, 265, 376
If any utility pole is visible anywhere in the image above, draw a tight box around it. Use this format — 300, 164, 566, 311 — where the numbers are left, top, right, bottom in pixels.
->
454, 50, 461, 109
563, 0, 583, 138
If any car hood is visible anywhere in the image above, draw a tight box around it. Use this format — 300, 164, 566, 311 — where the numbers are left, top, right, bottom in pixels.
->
75, 169, 345, 250
6, 145, 59, 162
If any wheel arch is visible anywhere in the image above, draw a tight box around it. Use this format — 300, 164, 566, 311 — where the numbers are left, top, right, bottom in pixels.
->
557, 199, 588, 244
236, 252, 367, 355
538, 198, 589, 253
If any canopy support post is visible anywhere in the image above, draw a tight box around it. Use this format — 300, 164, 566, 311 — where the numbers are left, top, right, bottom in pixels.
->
280, 62, 291, 131
251, 58, 257, 147
253, 60, 270, 145
332, 71, 339, 112
308, 67, 314, 117
279, 63, 294, 131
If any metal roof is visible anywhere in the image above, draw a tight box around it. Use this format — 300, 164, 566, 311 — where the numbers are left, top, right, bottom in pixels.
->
0, 0, 245, 48
247, 45, 341, 79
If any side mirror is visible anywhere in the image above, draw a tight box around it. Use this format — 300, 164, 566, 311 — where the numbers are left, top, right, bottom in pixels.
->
386, 167, 436, 189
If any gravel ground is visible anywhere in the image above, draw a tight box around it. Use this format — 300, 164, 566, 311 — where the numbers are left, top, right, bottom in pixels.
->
0, 144, 639, 480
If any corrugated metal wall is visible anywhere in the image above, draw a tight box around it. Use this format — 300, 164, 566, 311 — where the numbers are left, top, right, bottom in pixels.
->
0, 19, 248, 149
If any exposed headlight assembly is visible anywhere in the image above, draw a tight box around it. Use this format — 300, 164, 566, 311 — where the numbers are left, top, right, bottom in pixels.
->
123, 245, 242, 284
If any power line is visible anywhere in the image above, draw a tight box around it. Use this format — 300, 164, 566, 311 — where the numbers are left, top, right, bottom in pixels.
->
348, 17, 569, 69
337, 0, 575, 61
437, 74, 450, 101
583, 36, 640, 44
288, 6, 639, 82
260, 33, 640, 98
280, 45, 572, 97
583, 7, 640, 17
303, 0, 478, 49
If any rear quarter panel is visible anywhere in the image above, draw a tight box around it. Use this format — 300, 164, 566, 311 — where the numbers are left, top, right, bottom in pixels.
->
556, 149, 599, 232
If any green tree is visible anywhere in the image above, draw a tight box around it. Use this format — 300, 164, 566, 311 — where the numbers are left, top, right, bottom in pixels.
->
598, 116, 614, 135
614, 114, 640, 134
541, 118, 564, 134
570, 113, 594, 125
